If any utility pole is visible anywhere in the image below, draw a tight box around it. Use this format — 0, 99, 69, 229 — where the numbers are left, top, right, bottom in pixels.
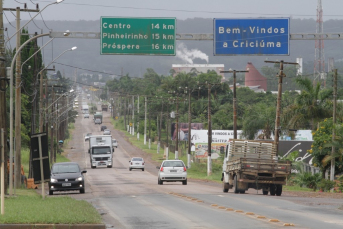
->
14, 7, 21, 189
0, 0, 8, 196
265, 60, 298, 154
330, 69, 338, 184
144, 97, 147, 145
50, 87, 55, 164
220, 69, 249, 139
5, 2, 40, 194
198, 82, 221, 176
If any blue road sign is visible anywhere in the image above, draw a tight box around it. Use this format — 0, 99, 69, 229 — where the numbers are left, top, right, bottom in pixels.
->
214, 18, 289, 56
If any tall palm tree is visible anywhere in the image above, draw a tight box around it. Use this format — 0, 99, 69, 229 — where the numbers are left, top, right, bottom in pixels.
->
282, 77, 332, 131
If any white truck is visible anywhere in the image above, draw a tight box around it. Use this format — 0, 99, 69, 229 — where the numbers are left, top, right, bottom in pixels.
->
81, 104, 89, 114
222, 139, 291, 196
88, 135, 114, 169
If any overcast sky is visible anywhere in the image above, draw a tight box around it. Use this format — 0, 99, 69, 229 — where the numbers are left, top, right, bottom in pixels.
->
3, 0, 343, 22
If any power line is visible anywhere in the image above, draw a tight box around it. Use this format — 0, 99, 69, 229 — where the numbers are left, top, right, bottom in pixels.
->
30, 0, 343, 17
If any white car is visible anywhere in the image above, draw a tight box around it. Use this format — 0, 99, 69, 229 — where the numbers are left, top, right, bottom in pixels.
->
157, 160, 187, 185
84, 114, 89, 118
129, 157, 145, 171
103, 129, 111, 135
84, 133, 92, 141
112, 139, 118, 148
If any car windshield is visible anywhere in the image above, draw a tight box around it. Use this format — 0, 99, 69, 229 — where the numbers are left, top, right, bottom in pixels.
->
92, 147, 111, 154
52, 164, 80, 173
112, 140, 117, 143
132, 158, 142, 161
163, 161, 184, 167
86, 133, 92, 136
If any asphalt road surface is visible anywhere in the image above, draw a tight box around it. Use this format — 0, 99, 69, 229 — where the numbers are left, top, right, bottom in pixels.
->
57, 103, 343, 229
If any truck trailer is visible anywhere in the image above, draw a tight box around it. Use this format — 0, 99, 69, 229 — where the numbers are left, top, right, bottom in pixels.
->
222, 139, 291, 196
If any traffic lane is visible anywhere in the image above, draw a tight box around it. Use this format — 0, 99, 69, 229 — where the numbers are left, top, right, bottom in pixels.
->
98, 193, 275, 229
183, 191, 343, 229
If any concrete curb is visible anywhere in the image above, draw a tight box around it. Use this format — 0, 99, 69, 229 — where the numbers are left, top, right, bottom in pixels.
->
0, 224, 106, 229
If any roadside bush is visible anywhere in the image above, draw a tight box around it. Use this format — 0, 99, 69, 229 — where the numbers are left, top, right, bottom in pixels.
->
317, 179, 336, 192
293, 172, 322, 191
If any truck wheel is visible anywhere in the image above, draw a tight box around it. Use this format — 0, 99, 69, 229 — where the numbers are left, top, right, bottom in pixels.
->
233, 175, 239, 194
107, 165, 112, 168
276, 185, 282, 196
270, 184, 276, 196
239, 190, 245, 194
263, 190, 268, 195
223, 182, 229, 193
91, 166, 96, 169
182, 180, 187, 185
49, 190, 53, 195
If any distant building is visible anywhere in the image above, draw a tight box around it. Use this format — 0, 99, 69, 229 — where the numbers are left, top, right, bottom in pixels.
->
245, 62, 267, 92
171, 64, 225, 81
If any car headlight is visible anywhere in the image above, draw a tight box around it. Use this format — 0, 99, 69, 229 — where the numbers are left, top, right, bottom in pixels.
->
50, 178, 57, 183
76, 177, 83, 181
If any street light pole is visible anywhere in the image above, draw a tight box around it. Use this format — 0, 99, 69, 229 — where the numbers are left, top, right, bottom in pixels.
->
5, 0, 64, 43
9, 32, 49, 195
39, 46, 77, 132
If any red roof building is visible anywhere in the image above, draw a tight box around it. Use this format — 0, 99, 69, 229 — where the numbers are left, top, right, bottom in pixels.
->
245, 62, 267, 92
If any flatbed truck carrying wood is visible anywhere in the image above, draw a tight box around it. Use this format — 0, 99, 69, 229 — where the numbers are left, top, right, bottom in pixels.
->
221, 139, 291, 196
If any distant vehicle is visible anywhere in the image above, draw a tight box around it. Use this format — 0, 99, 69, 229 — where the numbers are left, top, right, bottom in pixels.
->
156, 160, 187, 185
100, 125, 107, 131
48, 162, 87, 195
88, 135, 113, 169
112, 139, 118, 148
84, 114, 89, 118
94, 112, 103, 123
129, 157, 145, 171
94, 118, 101, 125
81, 104, 89, 114
103, 129, 111, 135
85, 133, 92, 141
101, 104, 108, 112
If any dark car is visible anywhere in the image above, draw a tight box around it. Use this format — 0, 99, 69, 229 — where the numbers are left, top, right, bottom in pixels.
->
49, 162, 87, 195
101, 125, 107, 131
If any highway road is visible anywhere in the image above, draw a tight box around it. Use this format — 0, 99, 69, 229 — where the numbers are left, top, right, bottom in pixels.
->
58, 101, 343, 229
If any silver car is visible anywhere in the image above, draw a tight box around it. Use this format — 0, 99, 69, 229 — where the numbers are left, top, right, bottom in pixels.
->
157, 160, 187, 185
129, 157, 145, 171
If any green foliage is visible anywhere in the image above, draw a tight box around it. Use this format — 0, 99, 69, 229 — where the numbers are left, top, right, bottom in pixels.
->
293, 172, 322, 191
317, 178, 336, 192
311, 118, 343, 174
242, 102, 276, 140
282, 77, 333, 131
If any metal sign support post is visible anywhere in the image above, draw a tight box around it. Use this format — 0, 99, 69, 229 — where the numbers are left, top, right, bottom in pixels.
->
38, 136, 45, 199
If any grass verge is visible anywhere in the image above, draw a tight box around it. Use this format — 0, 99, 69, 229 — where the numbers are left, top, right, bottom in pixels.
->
1, 123, 100, 224
0, 190, 101, 224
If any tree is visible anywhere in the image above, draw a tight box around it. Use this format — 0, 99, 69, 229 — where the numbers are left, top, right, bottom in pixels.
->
311, 118, 343, 176
282, 77, 333, 131
241, 102, 276, 140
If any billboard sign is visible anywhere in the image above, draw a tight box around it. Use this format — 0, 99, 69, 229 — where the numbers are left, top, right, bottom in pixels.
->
191, 130, 243, 159
101, 17, 176, 55
214, 18, 290, 55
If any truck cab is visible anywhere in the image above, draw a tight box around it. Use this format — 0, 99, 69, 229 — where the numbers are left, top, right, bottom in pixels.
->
88, 135, 114, 169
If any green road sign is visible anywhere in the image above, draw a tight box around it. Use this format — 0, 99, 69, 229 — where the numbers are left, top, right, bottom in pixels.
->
101, 17, 176, 55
